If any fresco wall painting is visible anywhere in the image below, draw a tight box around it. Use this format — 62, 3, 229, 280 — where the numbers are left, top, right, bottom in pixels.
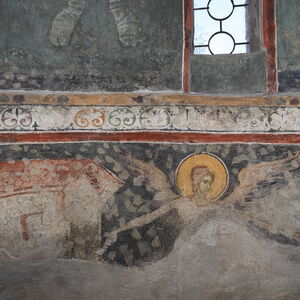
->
0, 0, 299, 298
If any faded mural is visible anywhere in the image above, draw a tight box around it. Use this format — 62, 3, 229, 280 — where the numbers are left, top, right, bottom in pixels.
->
0, 142, 299, 269
50, 0, 144, 47
277, 0, 300, 92
0, 0, 299, 298
0, 0, 182, 91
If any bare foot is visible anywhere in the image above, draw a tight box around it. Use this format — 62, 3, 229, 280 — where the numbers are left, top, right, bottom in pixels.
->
50, 0, 87, 46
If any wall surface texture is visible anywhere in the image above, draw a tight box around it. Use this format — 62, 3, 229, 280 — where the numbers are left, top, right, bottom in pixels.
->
277, 0, 300, 92
0, 1, 299, 299
0, 0, 182, 91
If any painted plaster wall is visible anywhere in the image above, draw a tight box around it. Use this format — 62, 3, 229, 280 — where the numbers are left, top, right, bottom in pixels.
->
0, 1, 300, 299
277, 0, 300, 92
190, 51, 266, 94
0, 103, 300, 133
0, 0, 182, 91
0, 142, 299, 299
0, 0, 299, 94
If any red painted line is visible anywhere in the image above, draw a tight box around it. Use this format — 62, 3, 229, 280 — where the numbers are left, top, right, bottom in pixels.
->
20, 212, 43, 241
183, 0, 193, 93
0, 132, 299, 144
1, 191, 40, 200
0, 190, 63, 199
263, 0, 278, 92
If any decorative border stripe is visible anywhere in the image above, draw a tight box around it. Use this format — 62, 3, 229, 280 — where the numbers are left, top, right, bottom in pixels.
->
0, 105, 299, 133
0, 132, 300, 144
0, 92, 299, 107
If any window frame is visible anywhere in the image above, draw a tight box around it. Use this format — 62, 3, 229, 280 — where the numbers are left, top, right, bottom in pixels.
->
183, 0, 277, 93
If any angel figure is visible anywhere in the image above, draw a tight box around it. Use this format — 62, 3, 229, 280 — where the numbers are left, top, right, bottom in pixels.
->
98, 150, 300, 257
50, 0, 144, 47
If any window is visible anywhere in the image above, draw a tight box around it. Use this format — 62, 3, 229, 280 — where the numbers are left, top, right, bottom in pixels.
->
193, 0, 250, 55
186, 0, 273, 94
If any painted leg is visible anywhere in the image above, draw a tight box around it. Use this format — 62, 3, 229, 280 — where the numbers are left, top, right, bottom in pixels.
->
109, 0, 144, 47
50, 0, 87, 46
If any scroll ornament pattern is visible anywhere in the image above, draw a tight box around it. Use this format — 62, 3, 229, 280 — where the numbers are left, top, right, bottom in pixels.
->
75, 108, 105, 128
0, 106, 299, 133
1, 108, 33, 130
109, 108, 136, 127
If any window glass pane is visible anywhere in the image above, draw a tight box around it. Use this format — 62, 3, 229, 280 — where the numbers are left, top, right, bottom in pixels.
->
194, 0, 208, 9
194, 10, 219, 46
208, 0, 234, 20
209, 32, 235, 54
233, 0, 248, 5
222, 6, 248, 43
194, 47, 210, 55
193, 0, 250, 54
232, 44, 249, 54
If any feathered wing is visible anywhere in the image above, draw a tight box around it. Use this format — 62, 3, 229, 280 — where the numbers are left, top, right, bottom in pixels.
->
222, 151, 300, 203
98, 148, 180, 256
221, 152, 300, 244
110, 148, 178, 204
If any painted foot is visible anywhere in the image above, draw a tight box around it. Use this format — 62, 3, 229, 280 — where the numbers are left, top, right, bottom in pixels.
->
50, 0, 86, 46
109, 1, 144, 47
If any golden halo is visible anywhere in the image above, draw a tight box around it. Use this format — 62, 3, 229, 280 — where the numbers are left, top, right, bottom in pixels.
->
176, 153, 228, 200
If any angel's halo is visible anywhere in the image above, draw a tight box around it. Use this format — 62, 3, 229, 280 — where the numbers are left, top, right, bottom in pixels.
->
176, 153, 229, 201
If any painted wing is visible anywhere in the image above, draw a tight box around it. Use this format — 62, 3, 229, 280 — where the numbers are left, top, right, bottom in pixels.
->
110, 148, 178, 204
221, 152, 300, 244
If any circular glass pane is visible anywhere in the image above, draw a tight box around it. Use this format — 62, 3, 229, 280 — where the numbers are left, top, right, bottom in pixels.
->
208, 0, 234, 20
209, 32, 235, 54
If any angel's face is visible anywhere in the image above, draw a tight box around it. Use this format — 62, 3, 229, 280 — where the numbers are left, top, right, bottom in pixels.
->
191, 166, 214, 203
